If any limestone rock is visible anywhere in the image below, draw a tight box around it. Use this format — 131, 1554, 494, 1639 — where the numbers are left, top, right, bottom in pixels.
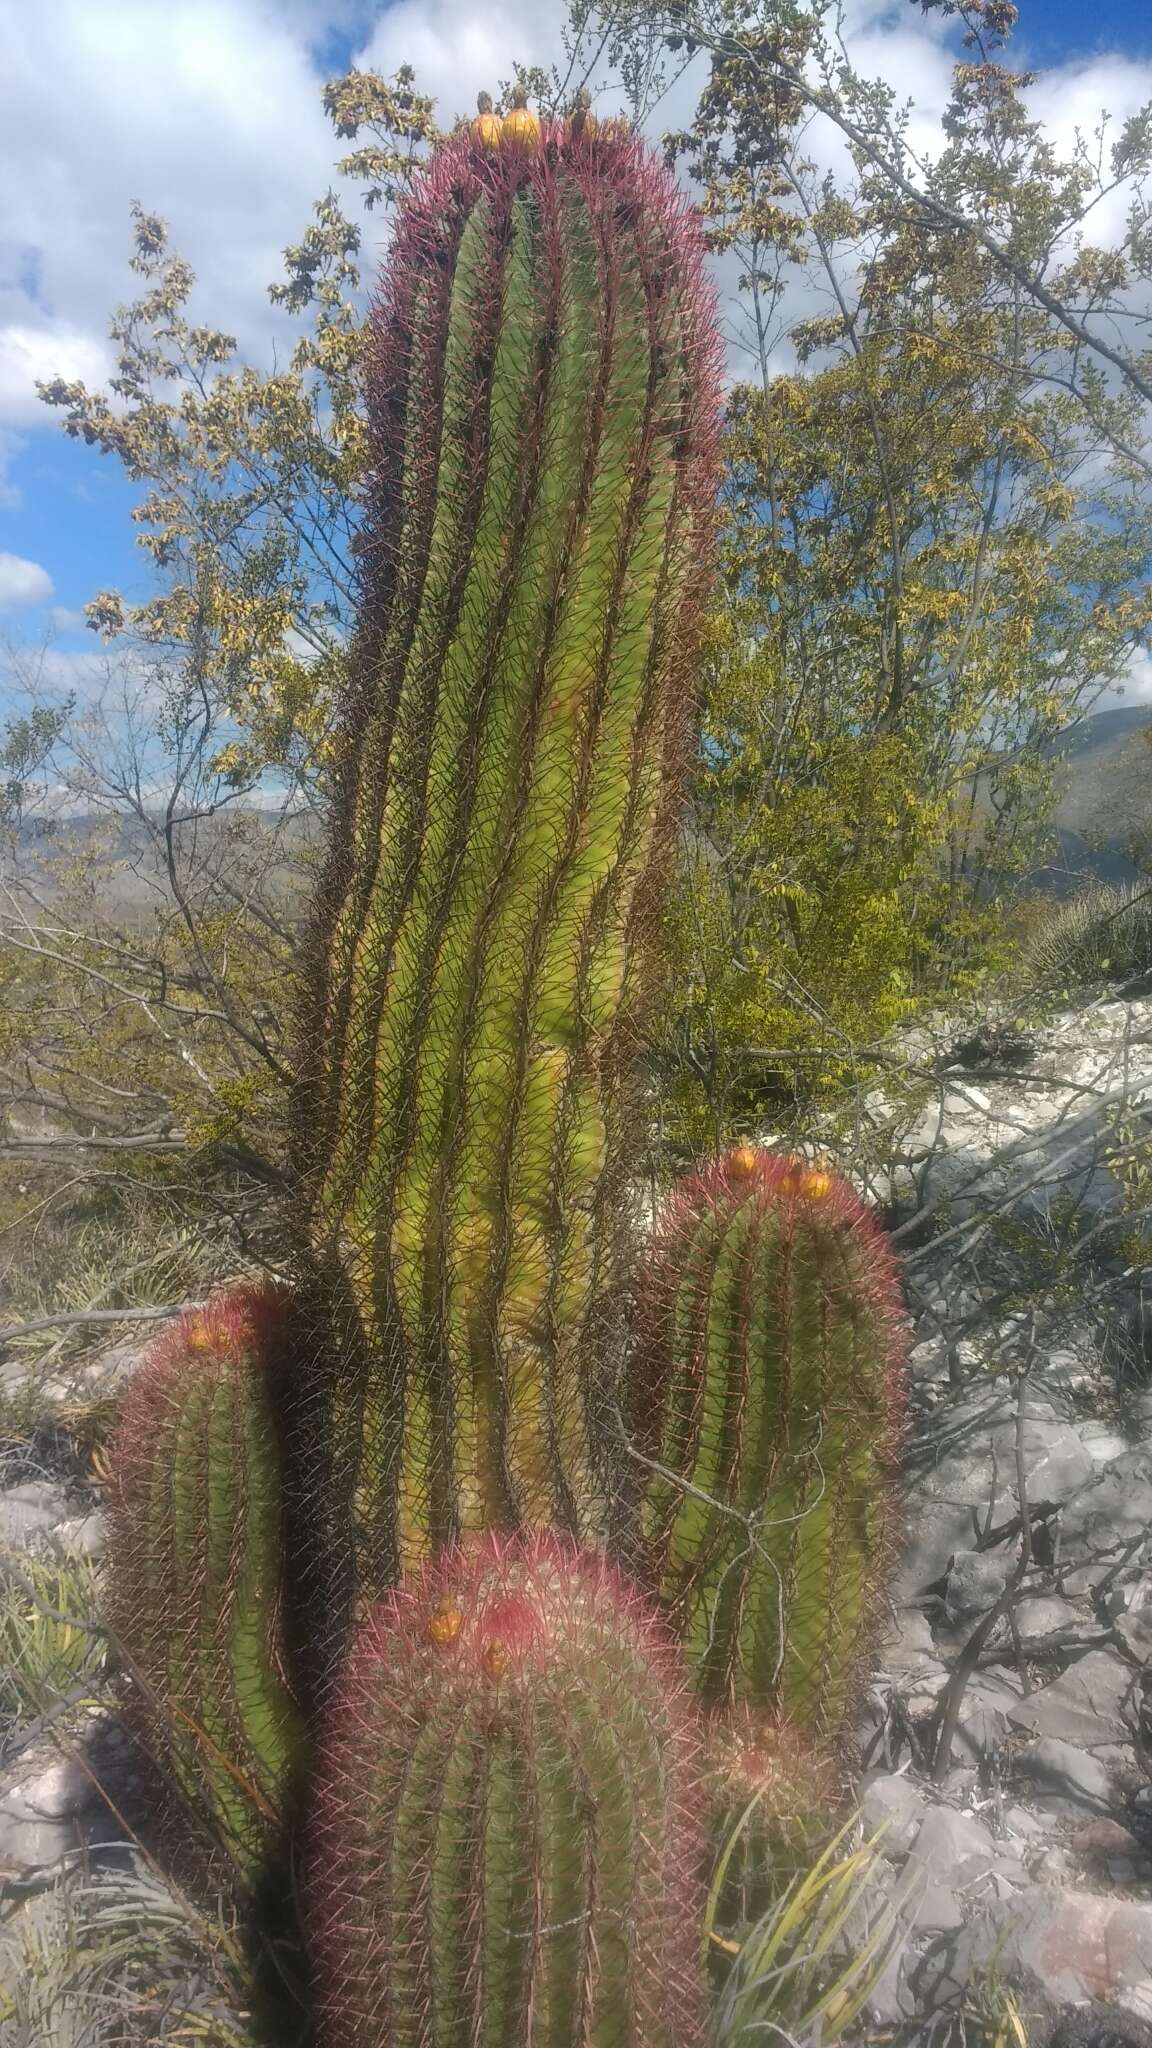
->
1007, 1651, 1135, 1750
1015, 1736, 1116, 1814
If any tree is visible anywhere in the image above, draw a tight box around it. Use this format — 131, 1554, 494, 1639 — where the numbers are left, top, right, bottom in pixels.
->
5, 2, 1152, 1290
645, 0, 1152, 1140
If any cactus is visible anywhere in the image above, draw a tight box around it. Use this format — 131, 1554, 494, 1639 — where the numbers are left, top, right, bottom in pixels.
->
629, 1147, 906, 1723
706, 1707, 842, 1931
307, 1529, 708, 2048
96, 100, 914, 2048
104, 1286, 306, 1884
289, 116, 721, 1599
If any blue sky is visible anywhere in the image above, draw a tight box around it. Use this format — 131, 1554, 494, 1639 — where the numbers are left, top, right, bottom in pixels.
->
1, 0, 1151, 719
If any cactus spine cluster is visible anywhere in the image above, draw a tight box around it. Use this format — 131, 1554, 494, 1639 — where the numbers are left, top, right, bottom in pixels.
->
101, 93, 908, 2048
104, 1286, 305, 1881
292, 116, 720, 1593
309, 1531, 707, 2048
630, 1147, 906, 1724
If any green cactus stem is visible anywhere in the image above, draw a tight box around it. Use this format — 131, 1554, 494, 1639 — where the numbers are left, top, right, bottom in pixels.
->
307, 1529, 708, 2048
104, 1286, 306, 1885
291, 118, 721, 1592
630, 1147, 906, 1724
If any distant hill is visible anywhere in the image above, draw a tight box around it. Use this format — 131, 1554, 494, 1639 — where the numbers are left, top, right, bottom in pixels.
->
7, 705, 1150, 912
1029, 702, 1152, 895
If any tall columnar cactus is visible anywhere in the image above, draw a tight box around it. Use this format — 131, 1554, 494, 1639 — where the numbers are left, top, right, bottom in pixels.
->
104, 1286, 306, 1884
291, 117, 721, 1594
630, 1147, 907, 1724
307, 1530, 708, 2048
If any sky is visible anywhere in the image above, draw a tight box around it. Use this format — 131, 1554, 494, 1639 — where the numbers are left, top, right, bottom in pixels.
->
1, 0, 1151, 721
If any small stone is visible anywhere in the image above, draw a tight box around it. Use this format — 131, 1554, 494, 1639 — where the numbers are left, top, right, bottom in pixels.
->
1073, 1819, 1146, 1860
895, 1498, 982, 1600
1104, 1573, 1152, 1621
0, 1480, 72, 1550
1062, 1564, 1115, 1596
935, 1765, 979, 1802
860, 1772, 927, 1857
950, 1667, 1026, 1762
5, 1757, 93, 1822
52, 1510, 106, 1560
1080, 1427, 1132, 1466
1116, 1610, 1152, 1663
905, 1667, 951, 1718
0, 1757, 94, 1879
945, 1549, 1015, 1620
1014, 1594, 1083, 1639
1003, 1802, 1049, 1840
877, 1607, 939, 1671
1060, 1449, 1152, 1562
1002, 1890, 1152, 2018
899, 1807, 1001, 1932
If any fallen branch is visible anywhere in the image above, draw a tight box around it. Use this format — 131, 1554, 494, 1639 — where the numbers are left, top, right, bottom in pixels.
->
1, 1304, 186, 1345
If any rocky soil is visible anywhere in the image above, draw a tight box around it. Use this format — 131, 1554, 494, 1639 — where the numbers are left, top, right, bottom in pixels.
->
2, 992, 1151, 2042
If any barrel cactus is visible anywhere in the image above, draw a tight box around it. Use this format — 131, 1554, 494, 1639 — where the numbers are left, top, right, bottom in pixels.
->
104, 1285, 306, 1885
629, 1146, 906, 1723
706, 1707, 843, 1930
308, 1530, 708, 2048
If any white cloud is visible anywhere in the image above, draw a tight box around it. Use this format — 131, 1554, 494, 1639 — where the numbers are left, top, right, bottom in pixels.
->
1, 0, 1150, 439
49, 605, 87, 631
0, 550, 52, 607
0, 323, 113, 426
358, 0, 574, 116
0, 0, 341, 428
1114, 648, 1152, 706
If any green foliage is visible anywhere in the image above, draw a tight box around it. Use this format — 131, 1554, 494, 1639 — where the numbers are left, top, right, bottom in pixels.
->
709, 1819, 905, 2048
0, 704, 73, 825
660, 613, 947, 1145
645, 0, 1152, 1138
0, 1866, 272, 2048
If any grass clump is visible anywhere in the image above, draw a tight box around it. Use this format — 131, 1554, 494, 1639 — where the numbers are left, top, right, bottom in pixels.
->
1021, 882, 1152, 996
0, 1549, 106, 1726
0, 1865, 264, 2047
708, 1815, 904, 2047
